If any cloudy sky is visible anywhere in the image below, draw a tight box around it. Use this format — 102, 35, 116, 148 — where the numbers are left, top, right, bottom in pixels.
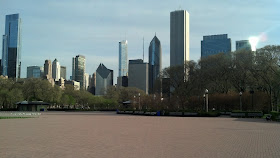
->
1, 0, 280, 83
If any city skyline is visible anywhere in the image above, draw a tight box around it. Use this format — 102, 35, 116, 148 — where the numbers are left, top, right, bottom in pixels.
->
0, 1, 280, 84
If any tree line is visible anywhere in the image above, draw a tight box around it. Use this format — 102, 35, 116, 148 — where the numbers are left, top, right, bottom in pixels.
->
0, 78, 118, 110
160, 45, 280, 112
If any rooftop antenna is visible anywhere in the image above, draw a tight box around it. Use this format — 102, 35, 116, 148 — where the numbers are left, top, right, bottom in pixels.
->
143, 37, 144, 62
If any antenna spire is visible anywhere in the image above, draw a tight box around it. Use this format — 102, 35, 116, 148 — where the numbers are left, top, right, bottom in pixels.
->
143, 37, 144, 62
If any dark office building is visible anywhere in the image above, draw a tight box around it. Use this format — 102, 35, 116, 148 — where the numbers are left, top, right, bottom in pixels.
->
2, 14, 22, 78
236, 40, 251, 51
60, 66, 66, 79
149, 35, 162, 94
0, 59, 2, 75
201, 34, 231, 58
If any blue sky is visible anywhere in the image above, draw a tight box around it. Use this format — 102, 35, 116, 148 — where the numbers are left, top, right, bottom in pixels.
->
1, 0, 280, 83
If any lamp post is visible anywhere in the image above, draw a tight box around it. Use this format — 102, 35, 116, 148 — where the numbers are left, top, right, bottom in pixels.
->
203, 94, 206, 111
205, 89, 209, 112
134, 95, 136, 110
250, 90, 254, 110
239, 92, 242, 111
138, 93, 141, 110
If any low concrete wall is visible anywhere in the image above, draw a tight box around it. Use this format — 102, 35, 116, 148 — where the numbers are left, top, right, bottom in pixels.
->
0, 111, 41, 118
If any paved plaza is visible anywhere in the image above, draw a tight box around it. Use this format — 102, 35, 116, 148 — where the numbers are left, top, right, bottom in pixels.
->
0, 112, 280, 158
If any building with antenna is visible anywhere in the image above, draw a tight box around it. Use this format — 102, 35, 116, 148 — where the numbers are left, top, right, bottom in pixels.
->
170, 10, 189, 67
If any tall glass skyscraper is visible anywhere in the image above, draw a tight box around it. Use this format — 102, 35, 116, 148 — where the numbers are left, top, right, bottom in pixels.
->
2, 14, 22, 78
201, 34, 231, 58
119, 40, 128, 77
149, 35, 162, 94
72, 55, 86, 89
170, 10, 189, 67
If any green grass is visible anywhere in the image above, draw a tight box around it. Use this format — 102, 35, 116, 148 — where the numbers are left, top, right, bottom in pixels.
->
0, 116, 33, 119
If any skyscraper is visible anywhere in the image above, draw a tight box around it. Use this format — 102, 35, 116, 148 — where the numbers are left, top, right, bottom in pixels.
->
96, 63, 113, 96
2, 14, 22, 78
52, 58, 60, 81
128, 59, 149, 94
0, 59, 2, 75
88, 72, 96, 95
44, 60, 52, 79
170, 10, 189, 67
201, 34, 231, 58
27, 66, 43, 78
236, 40, 251, 51
119, 40, 128, 77
72, 55, 86, 89
84, 73, 89, 90
149, 35, 162, 94
60, 66, 66, 79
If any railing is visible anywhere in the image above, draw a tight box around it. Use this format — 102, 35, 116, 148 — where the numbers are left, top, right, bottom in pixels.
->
0, 111, 41, 118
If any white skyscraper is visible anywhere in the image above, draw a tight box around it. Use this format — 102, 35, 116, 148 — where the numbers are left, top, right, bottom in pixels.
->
52, 58, 60, 81
119, 40, 128, 77
170, 10, 190, 67
84, 73, 89, 90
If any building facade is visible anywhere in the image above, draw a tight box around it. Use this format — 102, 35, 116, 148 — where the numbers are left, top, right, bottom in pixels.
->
65, 80, 80, 91
72, 55, 86, 89
201, 34, 231, 58
60, 66, 66, 79
84, 73, 89, 90
52, 58, 60, 81
117, 76, 128, 87
44, 60, 52, 79
236, 40, 251, 51
149, 35, 162, 94
0, 59, 2, 75
2, 14, 22, 78
27, 66, 43, 78
95, 63, 113, 96
170, 10, 189, 67
88, 72, 96, 95
119, 40, 128, 77
128, 59, 149, 94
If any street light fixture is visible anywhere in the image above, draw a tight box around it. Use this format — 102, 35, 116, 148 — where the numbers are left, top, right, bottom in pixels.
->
205, 89, 209, 112
134, 95, 136, 110
250, 90, 254, 110
203, 94, 206, 110
138, 93, 141, 110
239, 92, 242, 111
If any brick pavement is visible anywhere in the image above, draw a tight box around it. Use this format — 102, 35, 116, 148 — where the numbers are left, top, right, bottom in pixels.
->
0, 112, 279, 158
